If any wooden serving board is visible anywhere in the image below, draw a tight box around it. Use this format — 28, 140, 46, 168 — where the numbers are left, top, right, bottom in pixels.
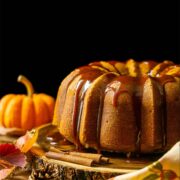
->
29, 152, 158, 180
0, 126, 161, 180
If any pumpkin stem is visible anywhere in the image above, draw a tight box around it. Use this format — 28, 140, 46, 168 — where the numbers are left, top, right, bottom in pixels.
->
17, 75, 34, 97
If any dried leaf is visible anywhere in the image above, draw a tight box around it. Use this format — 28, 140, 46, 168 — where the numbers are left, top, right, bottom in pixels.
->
16, 123, 69, 153
16, 129, 38, 153
15, 123, 53, 153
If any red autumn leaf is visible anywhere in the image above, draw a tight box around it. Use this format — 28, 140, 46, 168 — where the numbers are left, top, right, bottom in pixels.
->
0, 143, 18, 157
0, 144, 26, 168
3, 152, 26, 168
0, 144, 26, 180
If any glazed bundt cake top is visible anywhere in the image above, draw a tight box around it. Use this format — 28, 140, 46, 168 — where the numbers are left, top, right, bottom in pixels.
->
71, 59, 180, 110
53, 59, 180, 153
88, 59, 180, 77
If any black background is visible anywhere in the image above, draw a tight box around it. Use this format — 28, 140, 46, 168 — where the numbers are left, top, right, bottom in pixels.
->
0, 1, 179, 97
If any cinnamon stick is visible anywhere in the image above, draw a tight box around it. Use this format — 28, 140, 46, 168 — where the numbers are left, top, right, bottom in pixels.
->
101, 157, 110, 163
45, 151, 94, 167
69, 152, 102, 163
49, 147, 109, 164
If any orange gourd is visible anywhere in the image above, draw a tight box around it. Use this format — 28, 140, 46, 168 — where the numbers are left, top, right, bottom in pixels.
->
0, 75, 55, 130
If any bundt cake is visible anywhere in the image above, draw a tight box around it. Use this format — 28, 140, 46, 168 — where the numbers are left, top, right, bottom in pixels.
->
53, 59, 180, 153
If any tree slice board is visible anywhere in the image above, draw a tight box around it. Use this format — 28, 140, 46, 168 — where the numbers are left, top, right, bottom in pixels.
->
30, 153, 158, 180
0, 125, 161, 180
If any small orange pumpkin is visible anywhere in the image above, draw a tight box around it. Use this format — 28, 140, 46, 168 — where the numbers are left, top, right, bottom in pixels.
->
0, 75, 55, 130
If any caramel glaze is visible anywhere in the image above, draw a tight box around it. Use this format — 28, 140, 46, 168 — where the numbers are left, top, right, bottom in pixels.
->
62, 60, 179, 153
89, 62, 111, 72
103, 75, 176, 153
107, 61, 124, 73
105, 76, 147, 153
72, 69, 104, 149
57, 66, 99, 126
153, 75, 176, 148
159, 65, 180, 77
149, 61, 174, 77
89, 61, 123, 73
72, 79, 85, 149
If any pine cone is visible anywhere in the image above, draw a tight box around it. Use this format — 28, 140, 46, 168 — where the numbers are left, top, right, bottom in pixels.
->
31, 158, 59, 180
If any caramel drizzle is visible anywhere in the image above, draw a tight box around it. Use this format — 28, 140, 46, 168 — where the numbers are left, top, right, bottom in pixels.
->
105, 76, 148, 153
59, 66, 95, 125
106, 61, 121, 73
105, 78, 131, 107
159, 65, 180, 77
155, 75, 176, 86
76, 80, 91, 147
72, 79, 96, 149
149, 61, 174, 77
113, 87, 129, 107
95, 73, 118, 152
90, 61, 121, 74
72, 70, 104, 149
72, 80, 85, 148
89, 62, 111, 72
96, 62, 178, 152
153, 75, 176, 148
96, 94, 104, 153
64, 61, 179, 153
106, 84, 130, 107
